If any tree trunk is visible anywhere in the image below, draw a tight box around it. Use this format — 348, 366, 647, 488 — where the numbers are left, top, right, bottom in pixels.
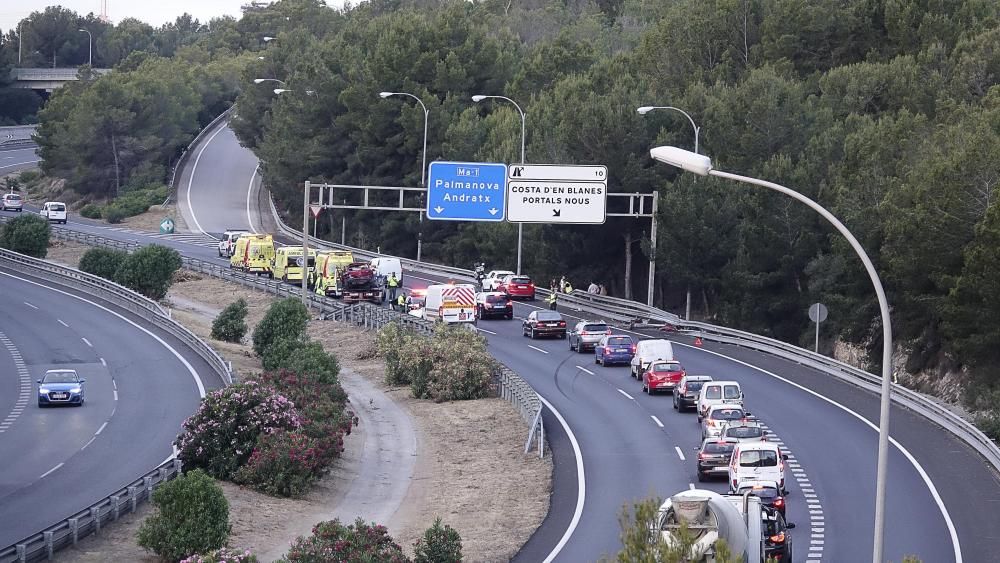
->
110, 132, 121, 197
623, 233, 633, 301
702, 287, 710, 319
686, 285, 692, 320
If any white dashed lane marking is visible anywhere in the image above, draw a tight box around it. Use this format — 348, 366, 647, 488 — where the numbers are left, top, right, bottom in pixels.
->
0, 332, 31, 433
527, 345, 549, 354
617, 388, 634, 400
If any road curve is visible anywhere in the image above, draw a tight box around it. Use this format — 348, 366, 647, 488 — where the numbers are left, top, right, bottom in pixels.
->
72, 115, 1000, 562
0, 266, 224, 547
0, 145, 41, 176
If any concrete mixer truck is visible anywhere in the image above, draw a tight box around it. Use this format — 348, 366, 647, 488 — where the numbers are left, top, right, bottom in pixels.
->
655, 489, 764, 562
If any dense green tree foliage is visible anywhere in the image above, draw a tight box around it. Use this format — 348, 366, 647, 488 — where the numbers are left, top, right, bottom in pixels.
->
231, 0, 1000, 402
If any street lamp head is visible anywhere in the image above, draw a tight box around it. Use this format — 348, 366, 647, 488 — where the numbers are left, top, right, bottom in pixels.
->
471, 95, 487, 102
274, 89, 291, 95
305, 90, 316, 96
650, 145, 713, 176
263, 36, 275, 42
253, 78, 267, 84
379, 91, 393, 99
636, 106, 655, 115
78, 28, 87, 32
257, 56, 265, 60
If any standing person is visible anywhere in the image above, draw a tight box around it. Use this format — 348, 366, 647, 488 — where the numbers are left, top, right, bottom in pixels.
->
387, 272, 399, 302
550, 279, 558, 293
547, 291, 558, 310
559, 275, 567, 293
588, 281, 599, 294
396, 292, 406, 312
599, 284, 608, 296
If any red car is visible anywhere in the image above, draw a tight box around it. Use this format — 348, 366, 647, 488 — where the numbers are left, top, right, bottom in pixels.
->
642, 360, 686, 395
499, 275, 535, 300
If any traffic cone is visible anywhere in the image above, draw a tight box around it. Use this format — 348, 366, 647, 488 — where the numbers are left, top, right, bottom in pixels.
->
694, 336, 703, 347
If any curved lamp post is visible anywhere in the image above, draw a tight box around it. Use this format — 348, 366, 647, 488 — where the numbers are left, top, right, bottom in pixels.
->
78, 28, 92, 66
649, 145, 893, 563
380, 91, 430, 261
472, 94, 527, 274
637, 106, 700, 154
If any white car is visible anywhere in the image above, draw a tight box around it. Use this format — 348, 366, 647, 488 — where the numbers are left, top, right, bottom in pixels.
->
729, 441, 787, 494
1, 193, 23, 212
697, 380, 744, 420
218, 229, 250, 257
39, 201, 67, 224
630, 339, 674, 378
481, 270, 515, 291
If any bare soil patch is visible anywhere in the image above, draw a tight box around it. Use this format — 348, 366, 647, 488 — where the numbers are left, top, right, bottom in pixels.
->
45, 244, 551, 562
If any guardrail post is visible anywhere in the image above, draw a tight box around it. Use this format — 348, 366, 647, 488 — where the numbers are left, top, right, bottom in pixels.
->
144, 475, 153, 496
16, 543, 25, 562
128, 486, 138, 512
44, 531, 54, 559
90, 507, 101, 533
69, 517, 79, 545
111, 495, 121, 521
173, 458, 182, 474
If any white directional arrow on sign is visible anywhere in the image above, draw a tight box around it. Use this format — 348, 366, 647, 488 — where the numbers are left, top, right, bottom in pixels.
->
434, 206, 444, 214
488, 208, 499, 216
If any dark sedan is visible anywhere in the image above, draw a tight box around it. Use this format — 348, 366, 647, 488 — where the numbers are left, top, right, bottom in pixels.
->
762, 505, 795, 561
523, 310, 567, 339
37, 369, 86, 407
696, 437, 738, 481
735, 480, 786, 516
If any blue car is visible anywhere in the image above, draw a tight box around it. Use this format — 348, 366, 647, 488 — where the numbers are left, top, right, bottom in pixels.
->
595, 335, 636, 366
37, 369, 86, 407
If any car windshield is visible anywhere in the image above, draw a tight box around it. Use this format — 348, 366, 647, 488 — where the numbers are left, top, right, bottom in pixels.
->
43, 372, 78, 383
711, 408, 744, 421
583, 324, 608, 333
50, 204, 66, 211
606, 337, 631, 346
536, 312, 562, 321
7, 194, 21, 200
686, 381, 705, 392
485, 295, 507, 304
510, 277, 531, 284
739, 450, 778, 467
702, 443, 735, 455
705, 386, 722, 399
651, 362, 681, 372
726, 426, 763, 439
724, 385, 741, 399
740, 486, 779, 500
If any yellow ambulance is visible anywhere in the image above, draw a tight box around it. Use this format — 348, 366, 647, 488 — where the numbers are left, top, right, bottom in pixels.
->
273, 246, 317, 283
230, 234, 275, 275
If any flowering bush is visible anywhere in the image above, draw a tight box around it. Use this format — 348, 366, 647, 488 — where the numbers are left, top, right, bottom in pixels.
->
175, 380, 302, 480
399, 325, 495, 402
181, 547, 259, 563
234, 430, 326, 497
278, 518, 409, 563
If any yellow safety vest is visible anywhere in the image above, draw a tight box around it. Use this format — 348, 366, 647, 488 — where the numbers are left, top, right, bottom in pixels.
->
388, 277, 399, 287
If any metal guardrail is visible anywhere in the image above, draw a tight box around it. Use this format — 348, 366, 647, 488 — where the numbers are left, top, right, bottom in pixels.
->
265, 191, 1000, 473
166, 107, 235, 205
0, 459, 182, 563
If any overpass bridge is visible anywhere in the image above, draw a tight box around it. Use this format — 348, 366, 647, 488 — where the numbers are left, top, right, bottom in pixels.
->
10, 68, 112, 92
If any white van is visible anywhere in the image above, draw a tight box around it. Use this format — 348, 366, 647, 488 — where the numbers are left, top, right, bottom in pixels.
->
370, 257, 403, 285
630, 339, 674, 378
697, 381, 744, 420
40, 202, 68, 224
728, 441, 787, 493
423, 283, 476, 325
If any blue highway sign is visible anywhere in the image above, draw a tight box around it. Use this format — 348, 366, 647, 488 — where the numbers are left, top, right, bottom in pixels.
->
427, 161, 507, 221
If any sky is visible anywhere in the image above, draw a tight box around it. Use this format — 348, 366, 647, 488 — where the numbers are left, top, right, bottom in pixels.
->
0, 1, 347, 33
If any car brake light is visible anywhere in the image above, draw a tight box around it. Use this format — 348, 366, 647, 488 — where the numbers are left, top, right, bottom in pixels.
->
773, 498, 784, 507
580, 331, 588, 336
697, 453, 706, 460
769, 532, 785, 543
604, 348, 610, 355
630, 344, 636, 353
558, 321, 566, 327
506, 301, 512, 306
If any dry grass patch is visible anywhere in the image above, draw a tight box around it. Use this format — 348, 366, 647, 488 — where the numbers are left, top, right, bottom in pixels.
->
121, 204, 189, 232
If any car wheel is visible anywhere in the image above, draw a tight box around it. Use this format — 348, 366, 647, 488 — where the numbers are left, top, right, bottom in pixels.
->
530, 328, 536, 339
559, 331, 566, 339
37, 401, 44, 408
673, 395, 678, 410
506, 313, 513, 320
697, 471, 706, 482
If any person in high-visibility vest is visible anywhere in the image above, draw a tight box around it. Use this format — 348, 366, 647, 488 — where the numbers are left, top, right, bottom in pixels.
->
396, 292, 406, 312
387, 273, 399, 302
547, 292, 558, 310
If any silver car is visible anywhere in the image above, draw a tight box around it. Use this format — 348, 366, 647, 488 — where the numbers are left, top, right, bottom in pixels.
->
1, 193, 23, 212
568, 320, 610, 352
701, 404, 748, 440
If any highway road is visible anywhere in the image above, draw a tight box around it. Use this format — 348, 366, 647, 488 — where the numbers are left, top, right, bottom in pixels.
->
0, 266, 225, 547
0, 145, 41, 177
12, 114, 1000, 562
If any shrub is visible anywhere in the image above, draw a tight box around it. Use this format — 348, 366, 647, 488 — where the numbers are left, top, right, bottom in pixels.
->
413, 518, 463, 563
282, 341, 340, 385
234, 429, 326, 497
113, 244, 182, 299
279, 518, 409, 563
399, 325, 495, 402
79, 247, 128, 280
181, 548, 259, 563
104, 205, 126, 224
0, 213, 50, 258
175, 380, 302, 480
136, 469, 230, 561
261, 337, 305, 371
79, 203, 102, 219
376, 322, 412, 386
211, 298, 249, 343
253, 298, 309, 358
975, 412, 1000, 442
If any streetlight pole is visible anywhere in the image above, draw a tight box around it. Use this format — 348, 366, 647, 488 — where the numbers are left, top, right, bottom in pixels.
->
649, 145, 894, 563
302, 181, 311, 306
78, 28, 92, 66
637, 105, 702, 310
17, 22, 22, 65
379, 91, 430, 262
472, 94, 526, 274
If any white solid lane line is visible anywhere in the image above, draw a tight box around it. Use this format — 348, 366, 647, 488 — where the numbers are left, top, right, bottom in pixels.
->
0, 159, 40, 170
57, 319, 69, 327
23, 301, 38, 309
100, 357, 107, 367
674, 446, 686, 461
528, 345, 549, 354
39, 463, 64, 479
477, 327, 497, 335
81, 337, 92, 347
651, 415, 664, 428
538, 394, 586, 563
575, 365, 595, 375
617, 388, 634, 400
185, 124, 226, 236
113, 390, 118, 401
246, 165, 259, 234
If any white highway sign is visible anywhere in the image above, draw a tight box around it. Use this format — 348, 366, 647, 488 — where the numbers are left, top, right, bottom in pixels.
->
507, 180, 607, 223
